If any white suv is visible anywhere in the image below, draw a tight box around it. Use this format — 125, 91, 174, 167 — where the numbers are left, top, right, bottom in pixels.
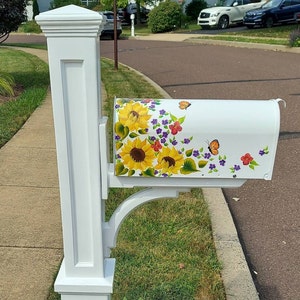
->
197, 0, 266, 29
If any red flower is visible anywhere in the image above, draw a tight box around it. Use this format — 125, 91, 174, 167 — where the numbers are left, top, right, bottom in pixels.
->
152, 140, 162, 151
169, 121, 182, 135
241, 153, 253, 165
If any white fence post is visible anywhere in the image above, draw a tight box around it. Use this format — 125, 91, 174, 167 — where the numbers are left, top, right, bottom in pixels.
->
36, 5, 114, 299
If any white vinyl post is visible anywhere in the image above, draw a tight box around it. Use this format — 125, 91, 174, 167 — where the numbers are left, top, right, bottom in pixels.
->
36, 5, 114, 300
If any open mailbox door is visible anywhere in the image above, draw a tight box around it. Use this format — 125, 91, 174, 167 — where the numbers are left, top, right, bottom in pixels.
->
112, 98, 282, 184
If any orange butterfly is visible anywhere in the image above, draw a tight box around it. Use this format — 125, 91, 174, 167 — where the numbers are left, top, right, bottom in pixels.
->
179, 100, 191, 110
208, 139, 220, 156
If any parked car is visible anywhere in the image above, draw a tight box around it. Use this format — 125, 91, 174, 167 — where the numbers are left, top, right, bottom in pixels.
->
197, 0, 266, 29
244, 0, 300, 28
118, 4, 150, 25
99, 11, 122, 39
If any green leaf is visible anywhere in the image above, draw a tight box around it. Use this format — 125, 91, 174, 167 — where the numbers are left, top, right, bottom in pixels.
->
114, 122, 129, 140
180, 158, 198, 174
249, 164, 255, 170
170, 113, 177, 122
250, 160, 259, 166
129, 132, 139, 138
128, 169, 135, 176
178, 116, 186, 124
198, 160, 208, 168
115, 162, 128, 176
185, 149, 193, 157
142, 168, 156, 177
115, 141, 123, 150
138, 129, 148, 134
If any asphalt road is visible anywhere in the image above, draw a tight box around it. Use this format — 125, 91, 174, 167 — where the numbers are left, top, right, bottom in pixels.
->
100, 39, 300, 300
4, 34, 300, 299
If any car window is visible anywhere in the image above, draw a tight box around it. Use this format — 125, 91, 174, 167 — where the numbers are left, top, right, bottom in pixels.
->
282, 0, 292, 6
291, 0, 300, 4
262, 0, 282, 8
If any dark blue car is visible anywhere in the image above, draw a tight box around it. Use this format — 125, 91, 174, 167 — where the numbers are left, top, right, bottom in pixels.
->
244, 0, 300, 28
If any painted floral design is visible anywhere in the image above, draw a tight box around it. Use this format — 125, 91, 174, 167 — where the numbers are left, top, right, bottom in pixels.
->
114, 98, 271, 178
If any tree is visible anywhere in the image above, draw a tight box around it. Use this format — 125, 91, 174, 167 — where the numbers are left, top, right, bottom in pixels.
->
32, 0, 40, 19
0, 0, 27, 43
50, 0, 82, 9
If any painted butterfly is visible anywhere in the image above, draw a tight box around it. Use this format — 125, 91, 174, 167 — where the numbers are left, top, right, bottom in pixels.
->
179, 100, 191, 110
208, 139, 220, 156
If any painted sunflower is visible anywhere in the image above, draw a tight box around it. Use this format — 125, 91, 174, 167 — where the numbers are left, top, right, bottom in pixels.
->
119, 138, 155, 171
155, 146, 184, 175
118, 101, 151, 131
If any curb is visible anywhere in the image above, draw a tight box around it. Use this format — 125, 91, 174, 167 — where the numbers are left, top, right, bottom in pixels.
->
3, 45, 259, 299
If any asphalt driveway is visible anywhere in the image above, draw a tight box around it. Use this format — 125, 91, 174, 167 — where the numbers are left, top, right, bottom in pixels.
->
100, 39, 300, 300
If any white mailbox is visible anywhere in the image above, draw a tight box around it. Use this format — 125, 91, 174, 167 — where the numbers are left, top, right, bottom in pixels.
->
113, 98, 282, 184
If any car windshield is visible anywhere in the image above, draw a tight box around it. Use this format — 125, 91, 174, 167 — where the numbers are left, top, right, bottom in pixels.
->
216, 0, 236, 6
262, 0, 282, 8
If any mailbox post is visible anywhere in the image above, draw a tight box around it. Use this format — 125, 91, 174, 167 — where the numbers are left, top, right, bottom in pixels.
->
36, 5, 283, 300
130, 13, 135, 37
36, 5, 114, 300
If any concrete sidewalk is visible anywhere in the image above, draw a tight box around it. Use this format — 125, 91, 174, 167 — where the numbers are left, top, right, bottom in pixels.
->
0, 42, 258, 299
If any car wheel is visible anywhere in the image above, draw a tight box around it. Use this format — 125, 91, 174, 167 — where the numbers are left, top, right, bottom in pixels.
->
218, 15, 229, 29
264, 17, 274, 28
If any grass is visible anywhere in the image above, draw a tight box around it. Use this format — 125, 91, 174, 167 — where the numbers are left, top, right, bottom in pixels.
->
45, 58, 225, 299
0, 47, 49, 148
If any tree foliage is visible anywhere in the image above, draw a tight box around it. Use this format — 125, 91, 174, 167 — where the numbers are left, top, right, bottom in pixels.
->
50, 0, 82, 9
148, 0, 182, 33
32, 0, 40, 19
0, 0, 27, 43
185, 0, 207, 20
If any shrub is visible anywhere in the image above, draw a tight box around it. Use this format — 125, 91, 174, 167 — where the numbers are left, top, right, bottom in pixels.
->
0, 0, 27, 43
148, 0, 182, 33
21, 21, 42, 33
289, 27, 300, 47
185, 0, 207, 20
0, 73, 15, 97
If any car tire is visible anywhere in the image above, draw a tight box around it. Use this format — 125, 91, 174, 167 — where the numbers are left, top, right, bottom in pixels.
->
218, 15, 229, 29
264, 17, 274, 28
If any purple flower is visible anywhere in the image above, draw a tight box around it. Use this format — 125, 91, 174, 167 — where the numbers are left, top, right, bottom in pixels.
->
115, 104, 120, 109
156, 128, 162, 134
162, 119, 168, 125
162, 173, 168, 177
161, 138, 166, 144
204, 152, 211, 159
193, 150, 199, 157
209, 164, 216, 170
115, 135, 120, 140
234, 165, 241, 171
162, 132, 168, 138
159, 109, 166, 115
183, 138, 190, 144
172, 140, 178, 145
259, 150, 265, 156
151, 119, 158, 125
150, 136, 156, 141
149, 104, 155, 109
219, 159, 226, 166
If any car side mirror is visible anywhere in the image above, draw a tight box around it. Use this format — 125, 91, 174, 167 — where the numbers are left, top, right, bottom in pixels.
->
233, 1, 239, 6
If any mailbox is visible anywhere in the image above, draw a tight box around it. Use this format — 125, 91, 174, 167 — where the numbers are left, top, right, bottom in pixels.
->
113, 98, 282, 182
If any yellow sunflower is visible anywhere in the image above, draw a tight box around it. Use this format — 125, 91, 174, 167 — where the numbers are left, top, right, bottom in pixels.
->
120, 138, 155, 171
155, 146, 184, 175
118, 101, 151, 131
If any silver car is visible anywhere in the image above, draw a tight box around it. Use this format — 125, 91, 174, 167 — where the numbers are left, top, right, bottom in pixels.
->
99, 11, 122, 39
